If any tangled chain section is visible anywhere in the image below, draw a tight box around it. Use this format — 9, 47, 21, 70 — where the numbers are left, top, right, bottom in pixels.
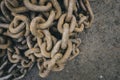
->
0, 0, 94, 79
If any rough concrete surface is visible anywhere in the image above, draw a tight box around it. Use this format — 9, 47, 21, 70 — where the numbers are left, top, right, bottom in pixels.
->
21, 0, 120, 80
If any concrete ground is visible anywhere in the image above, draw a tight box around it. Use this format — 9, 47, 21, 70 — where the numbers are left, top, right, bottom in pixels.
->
22, 0, 120, 80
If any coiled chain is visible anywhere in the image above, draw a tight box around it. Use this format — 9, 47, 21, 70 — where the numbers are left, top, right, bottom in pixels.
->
0, 0, 94, 79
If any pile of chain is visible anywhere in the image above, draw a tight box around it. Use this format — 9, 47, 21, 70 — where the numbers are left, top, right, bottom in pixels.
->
0, 0, 94, 79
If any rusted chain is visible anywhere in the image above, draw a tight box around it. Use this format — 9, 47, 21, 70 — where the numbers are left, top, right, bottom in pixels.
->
0, 0, 94, 79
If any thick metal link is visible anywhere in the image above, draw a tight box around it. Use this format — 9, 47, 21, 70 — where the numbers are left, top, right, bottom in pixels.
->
81, 0, 94, 26
0, 1, 12, 21
66, 0, 75, 22
57, 40, 72, 64
51, 0, 62, 19
61, 23, 70, 49
7, 47, 21, 63
24, 0, 52, 12
57, 13, 76, 33
9, 14, 30, 37
38, 53, 62, 78
5, 0, 28, 13
51, 40, 62, 58
51, 63, 65, 72
43, 30, 53, 51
